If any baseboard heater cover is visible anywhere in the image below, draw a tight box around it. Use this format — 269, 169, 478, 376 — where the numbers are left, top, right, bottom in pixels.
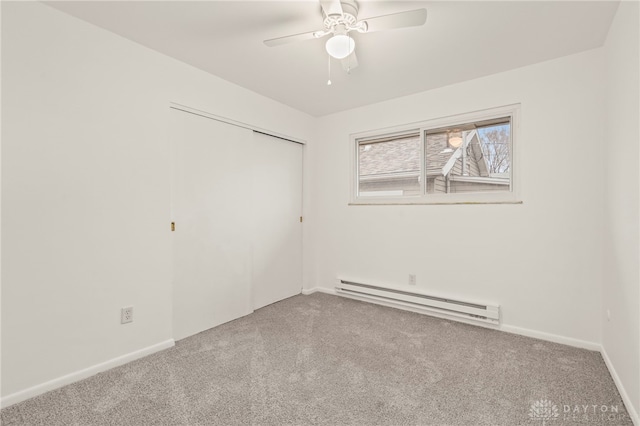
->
335, 280, 500, 324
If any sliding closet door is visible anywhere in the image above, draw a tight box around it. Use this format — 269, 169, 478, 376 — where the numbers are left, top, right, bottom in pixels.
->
171, 109, 253, 341
251, 132, 303, 310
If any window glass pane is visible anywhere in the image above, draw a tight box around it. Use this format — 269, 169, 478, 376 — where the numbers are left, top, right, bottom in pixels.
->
358, 135, 420, 197
425, 122, 510, 194
478, 124, 510, 174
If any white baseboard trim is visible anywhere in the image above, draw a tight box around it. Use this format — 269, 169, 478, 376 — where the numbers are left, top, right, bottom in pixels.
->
499, 324, 601, 351
0, 339, 175, 408
601, 346, 640, 426
302, 287, 337, 296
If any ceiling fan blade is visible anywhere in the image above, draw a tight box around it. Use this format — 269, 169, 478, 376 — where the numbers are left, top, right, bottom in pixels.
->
264, 30, 322, 47
320, 0, 343, 18
341, 51, 358, 72
362, 8, 427, 33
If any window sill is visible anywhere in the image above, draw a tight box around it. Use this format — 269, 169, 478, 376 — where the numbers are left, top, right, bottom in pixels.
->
349, 191, 523, 205
349, 200, 523, 206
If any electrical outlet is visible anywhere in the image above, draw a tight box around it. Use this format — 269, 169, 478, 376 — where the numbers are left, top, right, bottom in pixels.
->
408, 274, 417, 285
121, 306, 133, 324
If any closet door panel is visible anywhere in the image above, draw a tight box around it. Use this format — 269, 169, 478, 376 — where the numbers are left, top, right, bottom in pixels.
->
171, 109, 253, 341
250, 132, 303, 310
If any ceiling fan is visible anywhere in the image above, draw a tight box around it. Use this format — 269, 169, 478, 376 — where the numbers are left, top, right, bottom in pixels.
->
264, 0, 427, 72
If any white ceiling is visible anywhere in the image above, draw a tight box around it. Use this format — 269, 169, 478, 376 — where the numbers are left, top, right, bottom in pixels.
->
47, 1, 619, 116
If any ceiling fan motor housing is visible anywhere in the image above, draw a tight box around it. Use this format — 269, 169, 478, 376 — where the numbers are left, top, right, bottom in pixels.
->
338, 0, 358, 19
323, 0, 361, 32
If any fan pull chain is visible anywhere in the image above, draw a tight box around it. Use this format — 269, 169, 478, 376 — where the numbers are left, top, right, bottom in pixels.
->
327, 54, 332, 86
346, 36, 351, 75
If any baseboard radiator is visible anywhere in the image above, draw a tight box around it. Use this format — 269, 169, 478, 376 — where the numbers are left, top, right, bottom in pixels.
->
335, 279, 500, 325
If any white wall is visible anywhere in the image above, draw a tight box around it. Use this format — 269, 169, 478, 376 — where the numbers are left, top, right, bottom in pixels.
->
308, 49, 606, 347
1, 1, 313, 399
603, 0, 640, 421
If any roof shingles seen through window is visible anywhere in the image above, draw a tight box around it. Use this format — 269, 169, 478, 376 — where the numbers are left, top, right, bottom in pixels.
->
358, 133, 455, 177
358, 137, 420, 177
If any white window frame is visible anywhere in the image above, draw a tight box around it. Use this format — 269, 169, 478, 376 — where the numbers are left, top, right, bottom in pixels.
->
350, 104, 521, 205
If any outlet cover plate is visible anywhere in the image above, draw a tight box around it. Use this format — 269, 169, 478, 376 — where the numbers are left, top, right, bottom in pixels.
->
121, 306, 133, 324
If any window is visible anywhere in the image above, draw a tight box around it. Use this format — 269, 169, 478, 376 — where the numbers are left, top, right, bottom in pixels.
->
352, 105, 519, 204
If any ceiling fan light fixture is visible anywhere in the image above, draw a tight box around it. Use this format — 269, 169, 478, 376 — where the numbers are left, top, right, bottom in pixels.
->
325, 34, 355, 59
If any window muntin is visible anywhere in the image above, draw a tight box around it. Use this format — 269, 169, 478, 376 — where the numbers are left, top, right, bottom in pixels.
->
352, 105, 518, 204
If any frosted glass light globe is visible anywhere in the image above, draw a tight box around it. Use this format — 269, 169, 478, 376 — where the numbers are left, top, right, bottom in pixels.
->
325, 34, 355, 59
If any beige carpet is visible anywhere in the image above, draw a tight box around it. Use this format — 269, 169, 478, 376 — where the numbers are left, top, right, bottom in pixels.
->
1, 293, 632, 425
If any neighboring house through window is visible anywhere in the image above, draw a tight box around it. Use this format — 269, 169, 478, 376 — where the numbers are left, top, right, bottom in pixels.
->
352, 105, 520, 204
358, 133, 420, 197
